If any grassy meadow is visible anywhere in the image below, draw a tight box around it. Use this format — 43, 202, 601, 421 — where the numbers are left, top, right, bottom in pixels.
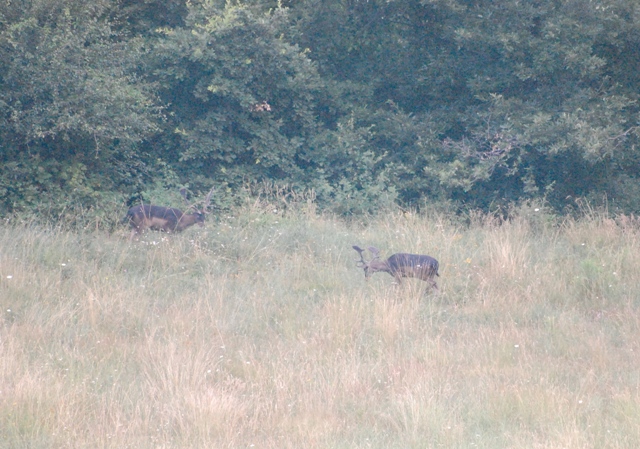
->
1, 201, 640, 448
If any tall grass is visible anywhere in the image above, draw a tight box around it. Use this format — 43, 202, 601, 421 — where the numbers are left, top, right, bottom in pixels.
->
1, 203, 640, 448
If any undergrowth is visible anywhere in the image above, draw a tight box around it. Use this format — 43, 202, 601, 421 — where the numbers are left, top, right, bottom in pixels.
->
1, 202, 639, 448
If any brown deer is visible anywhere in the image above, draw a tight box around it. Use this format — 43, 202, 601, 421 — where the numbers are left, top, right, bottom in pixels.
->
352, 245, 439, 289
125, 188, 214, 241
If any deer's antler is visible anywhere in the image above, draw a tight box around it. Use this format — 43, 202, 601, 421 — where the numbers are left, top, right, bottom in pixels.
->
202, 187, 215, 214
179, 187, 200, 213
367, 246, 381, 260
352, 245, 367, 267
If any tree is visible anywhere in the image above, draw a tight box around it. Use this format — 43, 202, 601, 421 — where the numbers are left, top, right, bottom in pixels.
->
150, 1, 397, 212
283, 0, 640, 211
0, 0, 163, 214
419, 0, 640, 209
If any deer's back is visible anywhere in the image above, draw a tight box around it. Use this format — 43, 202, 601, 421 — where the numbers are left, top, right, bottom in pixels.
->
127, 205, 184, 231
387, 253, 439, 278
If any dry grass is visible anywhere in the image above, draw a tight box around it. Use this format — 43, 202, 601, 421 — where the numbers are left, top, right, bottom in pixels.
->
1, 205, 640, 448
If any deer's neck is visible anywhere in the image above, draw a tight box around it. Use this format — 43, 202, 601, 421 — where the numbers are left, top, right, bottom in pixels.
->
369, 259, 392, 274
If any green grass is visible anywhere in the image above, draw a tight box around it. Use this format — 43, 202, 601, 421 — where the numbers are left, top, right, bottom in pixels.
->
1, 204, 640, 448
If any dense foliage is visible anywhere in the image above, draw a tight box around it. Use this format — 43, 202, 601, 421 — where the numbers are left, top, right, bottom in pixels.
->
1, 0, 639, 217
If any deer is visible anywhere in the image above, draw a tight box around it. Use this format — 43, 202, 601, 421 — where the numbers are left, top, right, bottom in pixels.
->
352, 245, 439, 289
125, 187, 214, 241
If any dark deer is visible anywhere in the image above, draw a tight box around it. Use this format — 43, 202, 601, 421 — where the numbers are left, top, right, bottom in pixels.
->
353, 245, 439, 289
125, 188, 214, 241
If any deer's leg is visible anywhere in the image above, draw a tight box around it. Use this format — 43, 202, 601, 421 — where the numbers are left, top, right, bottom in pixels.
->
129, 224, 144, 241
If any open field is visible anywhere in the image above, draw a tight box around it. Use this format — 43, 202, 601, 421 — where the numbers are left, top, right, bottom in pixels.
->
1, 204, 640, 448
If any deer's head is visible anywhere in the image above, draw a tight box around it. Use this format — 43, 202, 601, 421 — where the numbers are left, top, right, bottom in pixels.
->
353, 245, 389, 279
